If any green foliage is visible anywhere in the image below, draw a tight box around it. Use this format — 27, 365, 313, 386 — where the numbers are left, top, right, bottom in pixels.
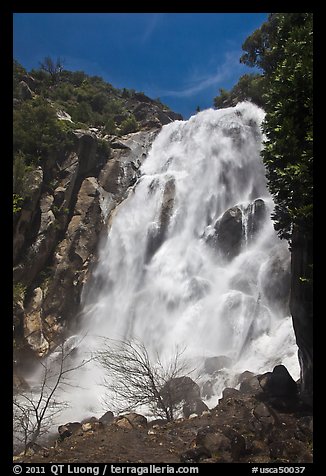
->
13, 194, 24, 214
13, 151, 29, 194
104, 116, 116, 135
259, 13, 313, 239
13, 96, 74, 166
240, 14, 281, 74
214, 74, 267, 109
13, 282, 26, 304
97, 139, 111, 159
13, 60, 27, 97
119, 114, 138, 135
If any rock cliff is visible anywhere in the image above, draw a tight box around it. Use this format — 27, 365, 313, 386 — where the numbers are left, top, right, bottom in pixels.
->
13, 79, 182, 366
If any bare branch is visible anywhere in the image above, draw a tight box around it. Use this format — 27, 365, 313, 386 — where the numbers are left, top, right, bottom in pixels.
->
95, 338, 193, 421
13, 335, 92, 454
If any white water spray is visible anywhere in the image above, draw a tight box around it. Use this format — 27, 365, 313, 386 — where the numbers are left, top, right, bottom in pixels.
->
27, 102, 300, 423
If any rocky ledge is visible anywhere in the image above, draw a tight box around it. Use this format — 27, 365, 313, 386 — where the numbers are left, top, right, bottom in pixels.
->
14, 365, 312, 464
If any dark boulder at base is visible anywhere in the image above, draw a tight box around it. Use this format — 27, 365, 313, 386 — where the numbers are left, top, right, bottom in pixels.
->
183, 398, 209, 418
160, 376, 200, 406
99, 411, 114, 425
58, 422, 83, 441
259, 365, 297, 398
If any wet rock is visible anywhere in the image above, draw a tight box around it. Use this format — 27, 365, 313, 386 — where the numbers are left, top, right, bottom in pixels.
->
220, 387, 241, 400
215, 206, 243, 260
246, 198, 266, 240
237, 370, 255, 383
99, 411, 114, 425
239, 374, 263, 395
259, 365, 297, 398
145, 177, 175, 262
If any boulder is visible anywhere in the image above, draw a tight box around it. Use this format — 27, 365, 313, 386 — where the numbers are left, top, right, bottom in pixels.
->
122, 413, 147, 428
246, 198, 266, 240
160, 376, 200, 407
99, 411, 114, 425
82, 421, 103, 432
259, 365, 297, 398
220, 387, 241, 400
114, 417, 134, 430
183, 399, 209, 418
214, 206, 243, 260
253, 402, 276, 430
114, 413, 147, 429
239, 374, 263, 395
58, 422, 83, 440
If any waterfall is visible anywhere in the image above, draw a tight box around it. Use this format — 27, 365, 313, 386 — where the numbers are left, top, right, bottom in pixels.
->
26, 102, 300, 423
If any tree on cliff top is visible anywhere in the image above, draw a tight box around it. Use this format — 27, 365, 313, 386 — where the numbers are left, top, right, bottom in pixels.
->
238, 13, 313, 242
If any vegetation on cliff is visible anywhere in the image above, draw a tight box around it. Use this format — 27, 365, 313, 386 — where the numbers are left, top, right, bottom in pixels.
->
214, 13, 313, 243
13, 59, 175, 215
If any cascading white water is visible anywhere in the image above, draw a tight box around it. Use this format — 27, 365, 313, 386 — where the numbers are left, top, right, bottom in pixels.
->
25, 102, 300, 424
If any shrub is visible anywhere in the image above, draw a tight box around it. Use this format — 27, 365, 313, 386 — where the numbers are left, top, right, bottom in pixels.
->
119, 115, 138, 135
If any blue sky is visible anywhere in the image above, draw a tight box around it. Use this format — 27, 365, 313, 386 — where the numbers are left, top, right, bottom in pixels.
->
13, 13, 268, 119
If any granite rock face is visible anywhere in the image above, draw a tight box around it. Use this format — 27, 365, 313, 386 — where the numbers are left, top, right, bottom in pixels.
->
13, 103, 173, 360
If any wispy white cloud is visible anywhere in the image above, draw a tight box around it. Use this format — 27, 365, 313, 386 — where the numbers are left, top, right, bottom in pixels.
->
159, 50, 243, 98
141, 14, 161, 44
